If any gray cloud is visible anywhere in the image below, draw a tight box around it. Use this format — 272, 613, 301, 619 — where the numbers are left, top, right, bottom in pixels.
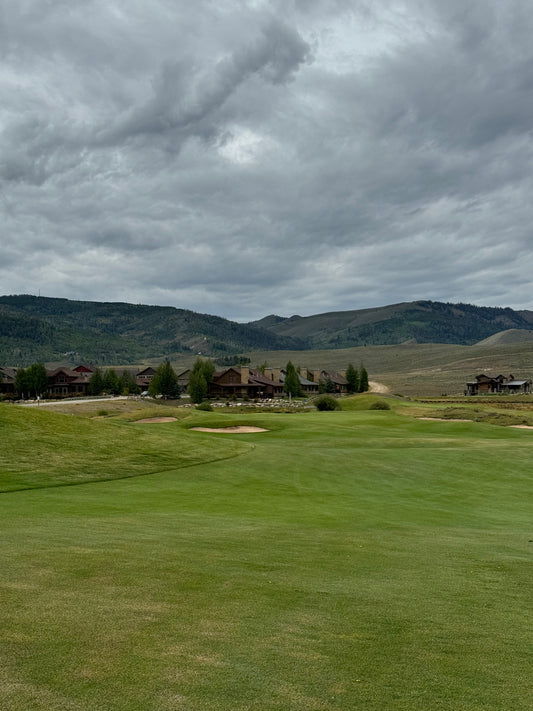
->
1, 0, 533, 322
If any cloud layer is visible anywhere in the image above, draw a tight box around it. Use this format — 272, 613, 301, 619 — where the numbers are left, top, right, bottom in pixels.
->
2, 0, 533, 320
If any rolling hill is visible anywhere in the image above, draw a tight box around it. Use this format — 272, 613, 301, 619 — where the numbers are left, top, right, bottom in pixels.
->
249, 301, 533, 349
0, 295, 304, 366
2, 295, 533, 368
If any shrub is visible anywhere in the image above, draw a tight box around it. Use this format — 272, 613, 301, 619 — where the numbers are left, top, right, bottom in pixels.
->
196, 401, 213, 411
314, 395, 340, 411
369, 400, 391, 410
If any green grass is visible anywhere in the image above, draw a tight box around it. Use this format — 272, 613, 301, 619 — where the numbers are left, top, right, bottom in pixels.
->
1, 402, 532, 710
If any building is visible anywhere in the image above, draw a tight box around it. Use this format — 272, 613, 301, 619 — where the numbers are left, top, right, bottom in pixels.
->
46, 367, 93, 397
466, 373, 531, 395
208, 367, 284, 399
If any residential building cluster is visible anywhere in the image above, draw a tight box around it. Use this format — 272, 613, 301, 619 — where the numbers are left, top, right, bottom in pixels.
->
0, 364, 350, 399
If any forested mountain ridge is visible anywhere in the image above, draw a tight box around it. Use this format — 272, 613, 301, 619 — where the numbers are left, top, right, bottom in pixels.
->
1, 295, 533, 367
249, 301, 533, 349
0, 295, 304, 366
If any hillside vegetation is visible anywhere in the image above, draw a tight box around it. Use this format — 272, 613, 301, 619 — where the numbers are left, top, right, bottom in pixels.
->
2, 295, 533, 366
250, 300, 533, 348
0, 295, 302, 365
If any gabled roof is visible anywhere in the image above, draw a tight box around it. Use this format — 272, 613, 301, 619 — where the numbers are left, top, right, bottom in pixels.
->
321, 370, 348, 385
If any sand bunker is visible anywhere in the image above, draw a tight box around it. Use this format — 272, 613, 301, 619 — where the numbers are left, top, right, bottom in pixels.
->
418, 417, 470, 422
135, 417, 178, 423
190, 426, 268, 433
509, 424, 533, 429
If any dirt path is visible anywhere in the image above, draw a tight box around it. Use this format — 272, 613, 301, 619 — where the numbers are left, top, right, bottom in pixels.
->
368, 381, 391, 394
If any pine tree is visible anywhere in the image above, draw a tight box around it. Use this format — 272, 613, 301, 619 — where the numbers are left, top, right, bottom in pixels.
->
119, 370, 140, 395
103, 369, 120, 395
88, 368, 104, 395
284, 361, 301, 397
359, 364, 369, 392
149, 361, 180, 399
345, 363, 359, 394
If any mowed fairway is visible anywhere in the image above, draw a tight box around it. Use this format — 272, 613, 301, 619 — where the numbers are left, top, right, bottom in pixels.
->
1, 403, 531, 710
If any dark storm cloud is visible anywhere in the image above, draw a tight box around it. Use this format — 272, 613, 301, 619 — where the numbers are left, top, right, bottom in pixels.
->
1, 0, 533, 320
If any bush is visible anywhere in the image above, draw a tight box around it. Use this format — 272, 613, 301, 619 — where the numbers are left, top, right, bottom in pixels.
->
314, 395, 340, 411
369, 400, 391, 410
195, 401, 213, 411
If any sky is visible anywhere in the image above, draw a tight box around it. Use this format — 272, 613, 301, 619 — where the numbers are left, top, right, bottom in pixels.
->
2, 0, 533, 322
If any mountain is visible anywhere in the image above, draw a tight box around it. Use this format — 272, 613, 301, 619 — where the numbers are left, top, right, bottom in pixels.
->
0, 295, 304, 366
2, 295, 533, 367
248, 301, 533, 349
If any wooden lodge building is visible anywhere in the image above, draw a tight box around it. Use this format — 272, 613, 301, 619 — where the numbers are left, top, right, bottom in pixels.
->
466, 373, 532, 396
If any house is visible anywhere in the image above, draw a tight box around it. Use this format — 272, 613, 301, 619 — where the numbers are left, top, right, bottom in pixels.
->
0, 367, 17, 395
208, 367, 284, 399
319, 370, 349, 394
177, 369, 192, 390
136, 366, 157, 391
502, 375, 532, 394
46, 368, 92, 397
466, 373, 531, 395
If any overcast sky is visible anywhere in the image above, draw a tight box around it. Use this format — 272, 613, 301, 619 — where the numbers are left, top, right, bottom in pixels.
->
2, 1, 533, 321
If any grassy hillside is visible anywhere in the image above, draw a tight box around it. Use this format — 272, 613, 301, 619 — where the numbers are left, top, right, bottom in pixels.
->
238, 340, 533, 396
1, 401, 531, 710
476, 328, 533, 346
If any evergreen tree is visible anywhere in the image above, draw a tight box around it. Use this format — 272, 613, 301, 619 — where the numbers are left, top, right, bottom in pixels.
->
192, 357, 215, 383
119, 370, 140, 395
14, 368, 28, 398
359, 364, 369, 392
345, 363, 359, 394
149, 361, 180, 399
187, 357, 215, 403
284, 361, 301, 397
325, 378, 336, 393
88, 368, 104, 395
103, 369, 120, 395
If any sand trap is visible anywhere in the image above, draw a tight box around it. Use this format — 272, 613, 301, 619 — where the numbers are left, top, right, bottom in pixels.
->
190, 426, 268, 433
509, 424, 533, 429
418, 417, 470, 422
135, 417, 178, 423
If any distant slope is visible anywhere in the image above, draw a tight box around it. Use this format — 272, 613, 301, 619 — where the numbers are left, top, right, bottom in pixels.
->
0, 295, 304, 366
475, 329, 533, 346
249, 301, 533, 349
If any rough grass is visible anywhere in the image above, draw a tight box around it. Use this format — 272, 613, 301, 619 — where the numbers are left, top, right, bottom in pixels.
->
0, 405, 247, 492
1, 402, 532, 710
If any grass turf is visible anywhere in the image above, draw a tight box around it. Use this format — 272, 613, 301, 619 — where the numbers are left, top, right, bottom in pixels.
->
1, 403, 531, 710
